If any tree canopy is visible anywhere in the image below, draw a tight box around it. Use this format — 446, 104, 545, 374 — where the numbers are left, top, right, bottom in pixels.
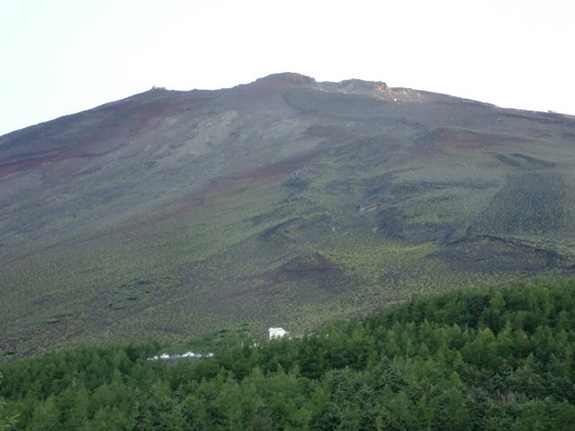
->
2, 277, 575, 430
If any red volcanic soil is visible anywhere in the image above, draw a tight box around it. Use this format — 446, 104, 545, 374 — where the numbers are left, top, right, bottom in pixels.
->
0, 158, 46, 177
126, 98, 193, 139
0, 91, 206, 178
431, 128, 513, 151
49, 147, 322, 246
141, 149, 320, 225
0, 147, 111, 178
234, 73, 317, 97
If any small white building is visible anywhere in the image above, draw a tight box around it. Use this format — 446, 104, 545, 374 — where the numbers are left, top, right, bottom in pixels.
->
269, 327, 288, 339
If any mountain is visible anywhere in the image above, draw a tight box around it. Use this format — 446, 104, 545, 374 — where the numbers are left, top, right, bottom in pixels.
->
2, 72, 575, 357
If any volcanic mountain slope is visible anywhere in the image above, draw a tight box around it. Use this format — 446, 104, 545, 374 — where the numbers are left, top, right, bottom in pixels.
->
2, 72, 575, 357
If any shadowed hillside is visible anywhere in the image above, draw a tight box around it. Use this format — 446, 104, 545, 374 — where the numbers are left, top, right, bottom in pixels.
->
1, 73, 575, 357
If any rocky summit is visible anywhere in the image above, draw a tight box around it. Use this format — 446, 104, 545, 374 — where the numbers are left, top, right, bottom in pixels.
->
2, 72, 575, 357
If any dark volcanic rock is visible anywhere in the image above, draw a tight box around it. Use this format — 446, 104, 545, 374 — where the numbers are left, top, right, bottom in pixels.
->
2, 73, 575, 357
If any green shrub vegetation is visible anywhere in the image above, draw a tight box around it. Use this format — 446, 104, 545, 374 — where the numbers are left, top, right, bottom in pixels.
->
1, 277, 574, 430
3, 99, 575, 357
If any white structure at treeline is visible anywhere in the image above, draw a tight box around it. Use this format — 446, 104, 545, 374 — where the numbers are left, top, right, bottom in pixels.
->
148, 351, 214, 361
269, 327, 289, 339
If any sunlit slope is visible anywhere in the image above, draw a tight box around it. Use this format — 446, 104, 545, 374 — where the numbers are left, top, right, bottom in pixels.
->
1, 73, 575, 356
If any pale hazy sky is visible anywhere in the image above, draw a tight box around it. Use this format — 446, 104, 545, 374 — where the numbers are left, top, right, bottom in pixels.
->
1, 0, 574, 136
